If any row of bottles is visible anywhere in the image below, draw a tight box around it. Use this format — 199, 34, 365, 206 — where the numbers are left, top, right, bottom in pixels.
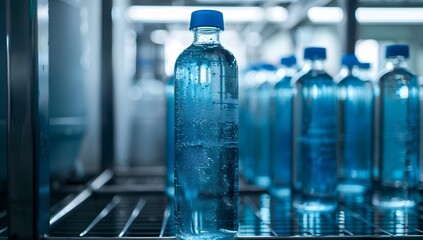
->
163, 9, 420, 238
239, 45, 420, 212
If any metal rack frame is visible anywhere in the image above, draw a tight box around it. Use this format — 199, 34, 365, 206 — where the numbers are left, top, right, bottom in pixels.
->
41, 170, 423, 239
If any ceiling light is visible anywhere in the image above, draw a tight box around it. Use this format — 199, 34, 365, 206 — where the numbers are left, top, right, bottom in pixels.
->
127, 6, 287, 23
307, 7, 343, 23
356, 7, 423, 23
266, 6, 288, 22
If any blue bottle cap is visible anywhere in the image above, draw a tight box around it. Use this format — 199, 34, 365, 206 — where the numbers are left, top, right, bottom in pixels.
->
341, 54, 360, 68
359, 62, 371, 69
385, 44, 409, 59
189, 10, 224, 31
280, 55, 297, 67
304, 47, 326, 60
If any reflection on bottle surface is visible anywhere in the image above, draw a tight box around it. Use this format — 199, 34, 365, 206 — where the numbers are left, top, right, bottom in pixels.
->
293, 48, 338, 212
373, 45, 420, 209
174, 11, 239, 239
165, 77, 175, 197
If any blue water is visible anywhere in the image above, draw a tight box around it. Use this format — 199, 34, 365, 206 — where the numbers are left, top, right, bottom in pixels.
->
374, 68, 420, 208
293, 71, 338, 212
239, 86, 255, 182
165, 77, 175, 197
337, 75, 373, 194
253, 81, 272, 188
270, 77, 293, 197
174, 43, 239, 239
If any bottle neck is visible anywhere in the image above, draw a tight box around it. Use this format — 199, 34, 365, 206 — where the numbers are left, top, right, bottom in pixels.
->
340, 65, 361, 77
303, 59, 325, 72
284, 66, 298, 78
386, 56, 408, 70
193, 27, 221, 45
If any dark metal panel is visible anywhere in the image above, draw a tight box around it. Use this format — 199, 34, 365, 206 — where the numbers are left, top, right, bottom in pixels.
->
6, 0, 49, 238
100, 0, 115, 170
0, 0, 8, 199
338, 0, 358, 54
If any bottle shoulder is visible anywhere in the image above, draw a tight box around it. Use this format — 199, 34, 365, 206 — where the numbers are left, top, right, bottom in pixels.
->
338, 76, 369, 86
175, 44, 237, 67
379, 67, 417, 83
295, 71, 334, 86
274, 77, 292, 89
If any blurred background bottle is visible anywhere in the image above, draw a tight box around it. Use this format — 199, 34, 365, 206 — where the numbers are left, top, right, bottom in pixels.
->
270, 55, 297, 198
337, 54, 373, 196
293, 47, 338, 212
253, 63, 277, 188
373, 44, 420, 208
239, 65, 258, 183
128, 62, 166, 167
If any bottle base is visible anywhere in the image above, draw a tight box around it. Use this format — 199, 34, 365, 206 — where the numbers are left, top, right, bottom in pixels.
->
176, 230, 237, 240
372, 196, 417, 209
372, 187, 418, 209
166, 186, 174, 198
337, 182, 368, 194
294, 199, 337, 212
254, 176, 271, 188
270, 187, 291, 199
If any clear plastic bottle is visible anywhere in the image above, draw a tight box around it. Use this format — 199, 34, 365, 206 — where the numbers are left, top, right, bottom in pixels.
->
128, 67, 166, 167
165, 76, 175, 197
292, 47, 338, 212
253, 63, 277, 188
270, 55, 297, 198
174, 10, 239, 239
337, 54, 373, 195
239, 65, 258, 182
373, 44, 420, 208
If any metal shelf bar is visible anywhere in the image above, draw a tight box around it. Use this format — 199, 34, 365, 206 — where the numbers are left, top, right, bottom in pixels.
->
79, 196, 121, 237
118, 199, 146, 237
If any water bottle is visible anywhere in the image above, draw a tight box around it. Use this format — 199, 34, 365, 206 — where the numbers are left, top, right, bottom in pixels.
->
239, 65, 258, 182
292, 47, 338, 212
270, 55, 297, 198
253, 63, 277, 188
174, 10, 239, 239
337, 54, 373, 195
373, 44, 420, 208
165, 76, 175, 197
358, 62, 372, 81
128, 67, 166, 167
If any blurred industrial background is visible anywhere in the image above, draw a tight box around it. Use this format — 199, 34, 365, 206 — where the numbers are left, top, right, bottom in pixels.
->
67, 0, 423, 177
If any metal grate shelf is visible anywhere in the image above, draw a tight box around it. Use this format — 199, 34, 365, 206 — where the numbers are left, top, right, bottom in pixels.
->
47, 170, 423, 239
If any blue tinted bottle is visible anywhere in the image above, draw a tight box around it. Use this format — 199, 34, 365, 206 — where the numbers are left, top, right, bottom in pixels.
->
174, 10, 239, 239
270, 56, 297, 197
165, 76, 175, 197
253, 63, 277, 188
373, 44, 420, 208
239, 65, 258, 182
293, 47, 338, 212
337, 55, 373, 195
